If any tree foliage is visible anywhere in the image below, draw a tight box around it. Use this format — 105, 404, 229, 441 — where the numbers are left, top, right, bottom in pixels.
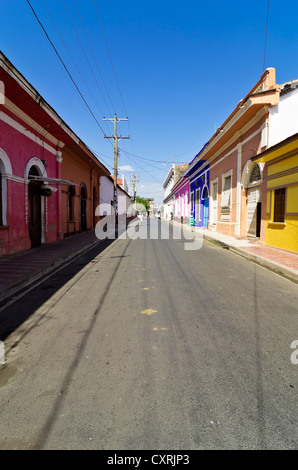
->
135, 196, 150, 212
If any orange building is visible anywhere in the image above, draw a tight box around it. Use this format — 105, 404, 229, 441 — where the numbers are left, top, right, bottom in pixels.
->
60, 141, 110, 238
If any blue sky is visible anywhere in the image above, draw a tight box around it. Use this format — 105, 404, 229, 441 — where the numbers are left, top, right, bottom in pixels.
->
1, 0, 298, 204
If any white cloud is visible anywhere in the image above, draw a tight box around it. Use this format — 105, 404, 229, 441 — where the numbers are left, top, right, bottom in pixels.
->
136, 182, 164, 206
118, 165, 135, 172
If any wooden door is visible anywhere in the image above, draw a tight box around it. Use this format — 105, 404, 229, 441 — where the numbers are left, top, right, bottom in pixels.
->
247, 186, 261, 237
28, 181, 41, 247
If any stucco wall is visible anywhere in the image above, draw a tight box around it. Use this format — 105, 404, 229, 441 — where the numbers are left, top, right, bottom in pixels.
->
268, 87, 298, 147
174, 179, 189, 220
0, 116, 59, 254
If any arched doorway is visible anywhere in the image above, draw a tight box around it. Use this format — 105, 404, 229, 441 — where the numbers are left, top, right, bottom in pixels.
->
28, 166, 42, 247
202, 186, 209, 228
245, 163, 262, 237
80, 184, 87, 231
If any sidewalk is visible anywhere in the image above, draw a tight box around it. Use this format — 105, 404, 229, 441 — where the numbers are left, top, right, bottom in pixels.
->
0, 230, 102, 307
0, 221, 297, 308
182, 222, 298, 284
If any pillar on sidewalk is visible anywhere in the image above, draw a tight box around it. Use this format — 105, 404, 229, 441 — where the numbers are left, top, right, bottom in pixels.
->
56, 149, 64, 240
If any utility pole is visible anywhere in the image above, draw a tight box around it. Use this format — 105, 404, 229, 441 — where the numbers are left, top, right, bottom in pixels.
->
104, 114, 129, 233
130, 174, 140, 203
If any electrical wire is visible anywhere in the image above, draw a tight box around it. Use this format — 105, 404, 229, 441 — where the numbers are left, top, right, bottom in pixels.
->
86, 146, 114, 171
25, 1, 192, 191
24, 0, 162, 191
263, 0, 270, 72
60, 0, 113, 118
121, 156, 165, 184
118, 147, 189, 165
73, 0, 115, 114
41, 0, 107, 122
93, 0, 128, 119
25, 0, 109, 139
92, 0, 135, 155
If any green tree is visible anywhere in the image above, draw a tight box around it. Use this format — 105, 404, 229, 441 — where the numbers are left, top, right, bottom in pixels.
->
135, 196, 150, 212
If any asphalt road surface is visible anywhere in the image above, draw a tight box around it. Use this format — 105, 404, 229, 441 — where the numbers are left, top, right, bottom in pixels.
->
0, 219, 297, 450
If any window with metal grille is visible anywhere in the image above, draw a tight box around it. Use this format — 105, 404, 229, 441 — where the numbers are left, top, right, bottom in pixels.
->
221, 174, 232, 209
274, 188, 286, 222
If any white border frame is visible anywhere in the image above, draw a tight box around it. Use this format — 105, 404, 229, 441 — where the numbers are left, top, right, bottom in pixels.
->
0, 148, 12, 226
210, 178, 218, 227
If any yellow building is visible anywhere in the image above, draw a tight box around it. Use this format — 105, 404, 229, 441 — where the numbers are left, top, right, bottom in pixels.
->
253, 133, 298, 252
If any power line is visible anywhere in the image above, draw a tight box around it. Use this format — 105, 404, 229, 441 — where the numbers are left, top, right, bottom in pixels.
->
92, 0, 135, 156
61, 0, 113, 118
93, 0, 128, 118
117, 145, 169, 173
25, 0, 108, 138
85, 146, 114, 171
87, 146, 114, 161
41, 0, 107, 120
88, 143, 168, 182
129, 174, 139, 201
87, 144, 165, 182
263, 0, 270, 72
118, 147, 187, 166
116, 148, 166, 182
73, 0, 115, 114
103, 114, 130, 215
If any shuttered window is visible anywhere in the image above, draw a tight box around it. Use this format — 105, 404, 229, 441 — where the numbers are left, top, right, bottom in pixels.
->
190, 192, 194, 214
195, 189, 200, 222
221, 175, 232, 209
274, 188, 286, 222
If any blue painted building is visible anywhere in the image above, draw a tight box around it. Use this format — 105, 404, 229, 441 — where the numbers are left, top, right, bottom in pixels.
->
184, 154, 210, 228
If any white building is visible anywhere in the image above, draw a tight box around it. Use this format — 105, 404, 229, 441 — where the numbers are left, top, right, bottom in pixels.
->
268, 79, 298, 147
100, 175, 131, 219
162, 163, 188, 220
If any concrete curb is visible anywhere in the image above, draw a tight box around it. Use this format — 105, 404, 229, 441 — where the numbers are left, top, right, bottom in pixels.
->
169, 219, 298, 284
0, 237, 103, 308
0, 221, 137, 308
202, 233, 298, 284
228, 245, 298, 284
1, 220, 297, 308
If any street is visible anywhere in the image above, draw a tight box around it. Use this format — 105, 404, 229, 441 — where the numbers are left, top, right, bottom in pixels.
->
0, 219, 297, 450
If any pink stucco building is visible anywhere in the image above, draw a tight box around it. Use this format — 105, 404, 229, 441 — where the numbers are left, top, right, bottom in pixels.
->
0, 52, 65, 254
187, 68, 282, 241
172, 176, 190, 223
0, 52, 112, 256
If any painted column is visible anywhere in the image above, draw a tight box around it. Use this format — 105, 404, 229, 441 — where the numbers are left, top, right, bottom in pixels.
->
235, 143, 242, 236
56, 149, 63, 240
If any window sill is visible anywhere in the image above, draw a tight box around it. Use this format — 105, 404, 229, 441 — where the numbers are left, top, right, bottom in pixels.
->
220, 208, 231, 213
0, 225, 10, 230
268, 222, 286, 228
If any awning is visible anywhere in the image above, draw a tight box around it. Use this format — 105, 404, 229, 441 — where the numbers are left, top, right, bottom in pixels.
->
28, 176, 78, 186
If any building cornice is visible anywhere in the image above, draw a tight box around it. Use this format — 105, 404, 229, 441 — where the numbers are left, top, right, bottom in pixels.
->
187, 68, 279, 173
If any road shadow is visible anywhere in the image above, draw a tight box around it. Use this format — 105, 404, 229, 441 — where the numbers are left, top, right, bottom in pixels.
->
0, 238, 115, 342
